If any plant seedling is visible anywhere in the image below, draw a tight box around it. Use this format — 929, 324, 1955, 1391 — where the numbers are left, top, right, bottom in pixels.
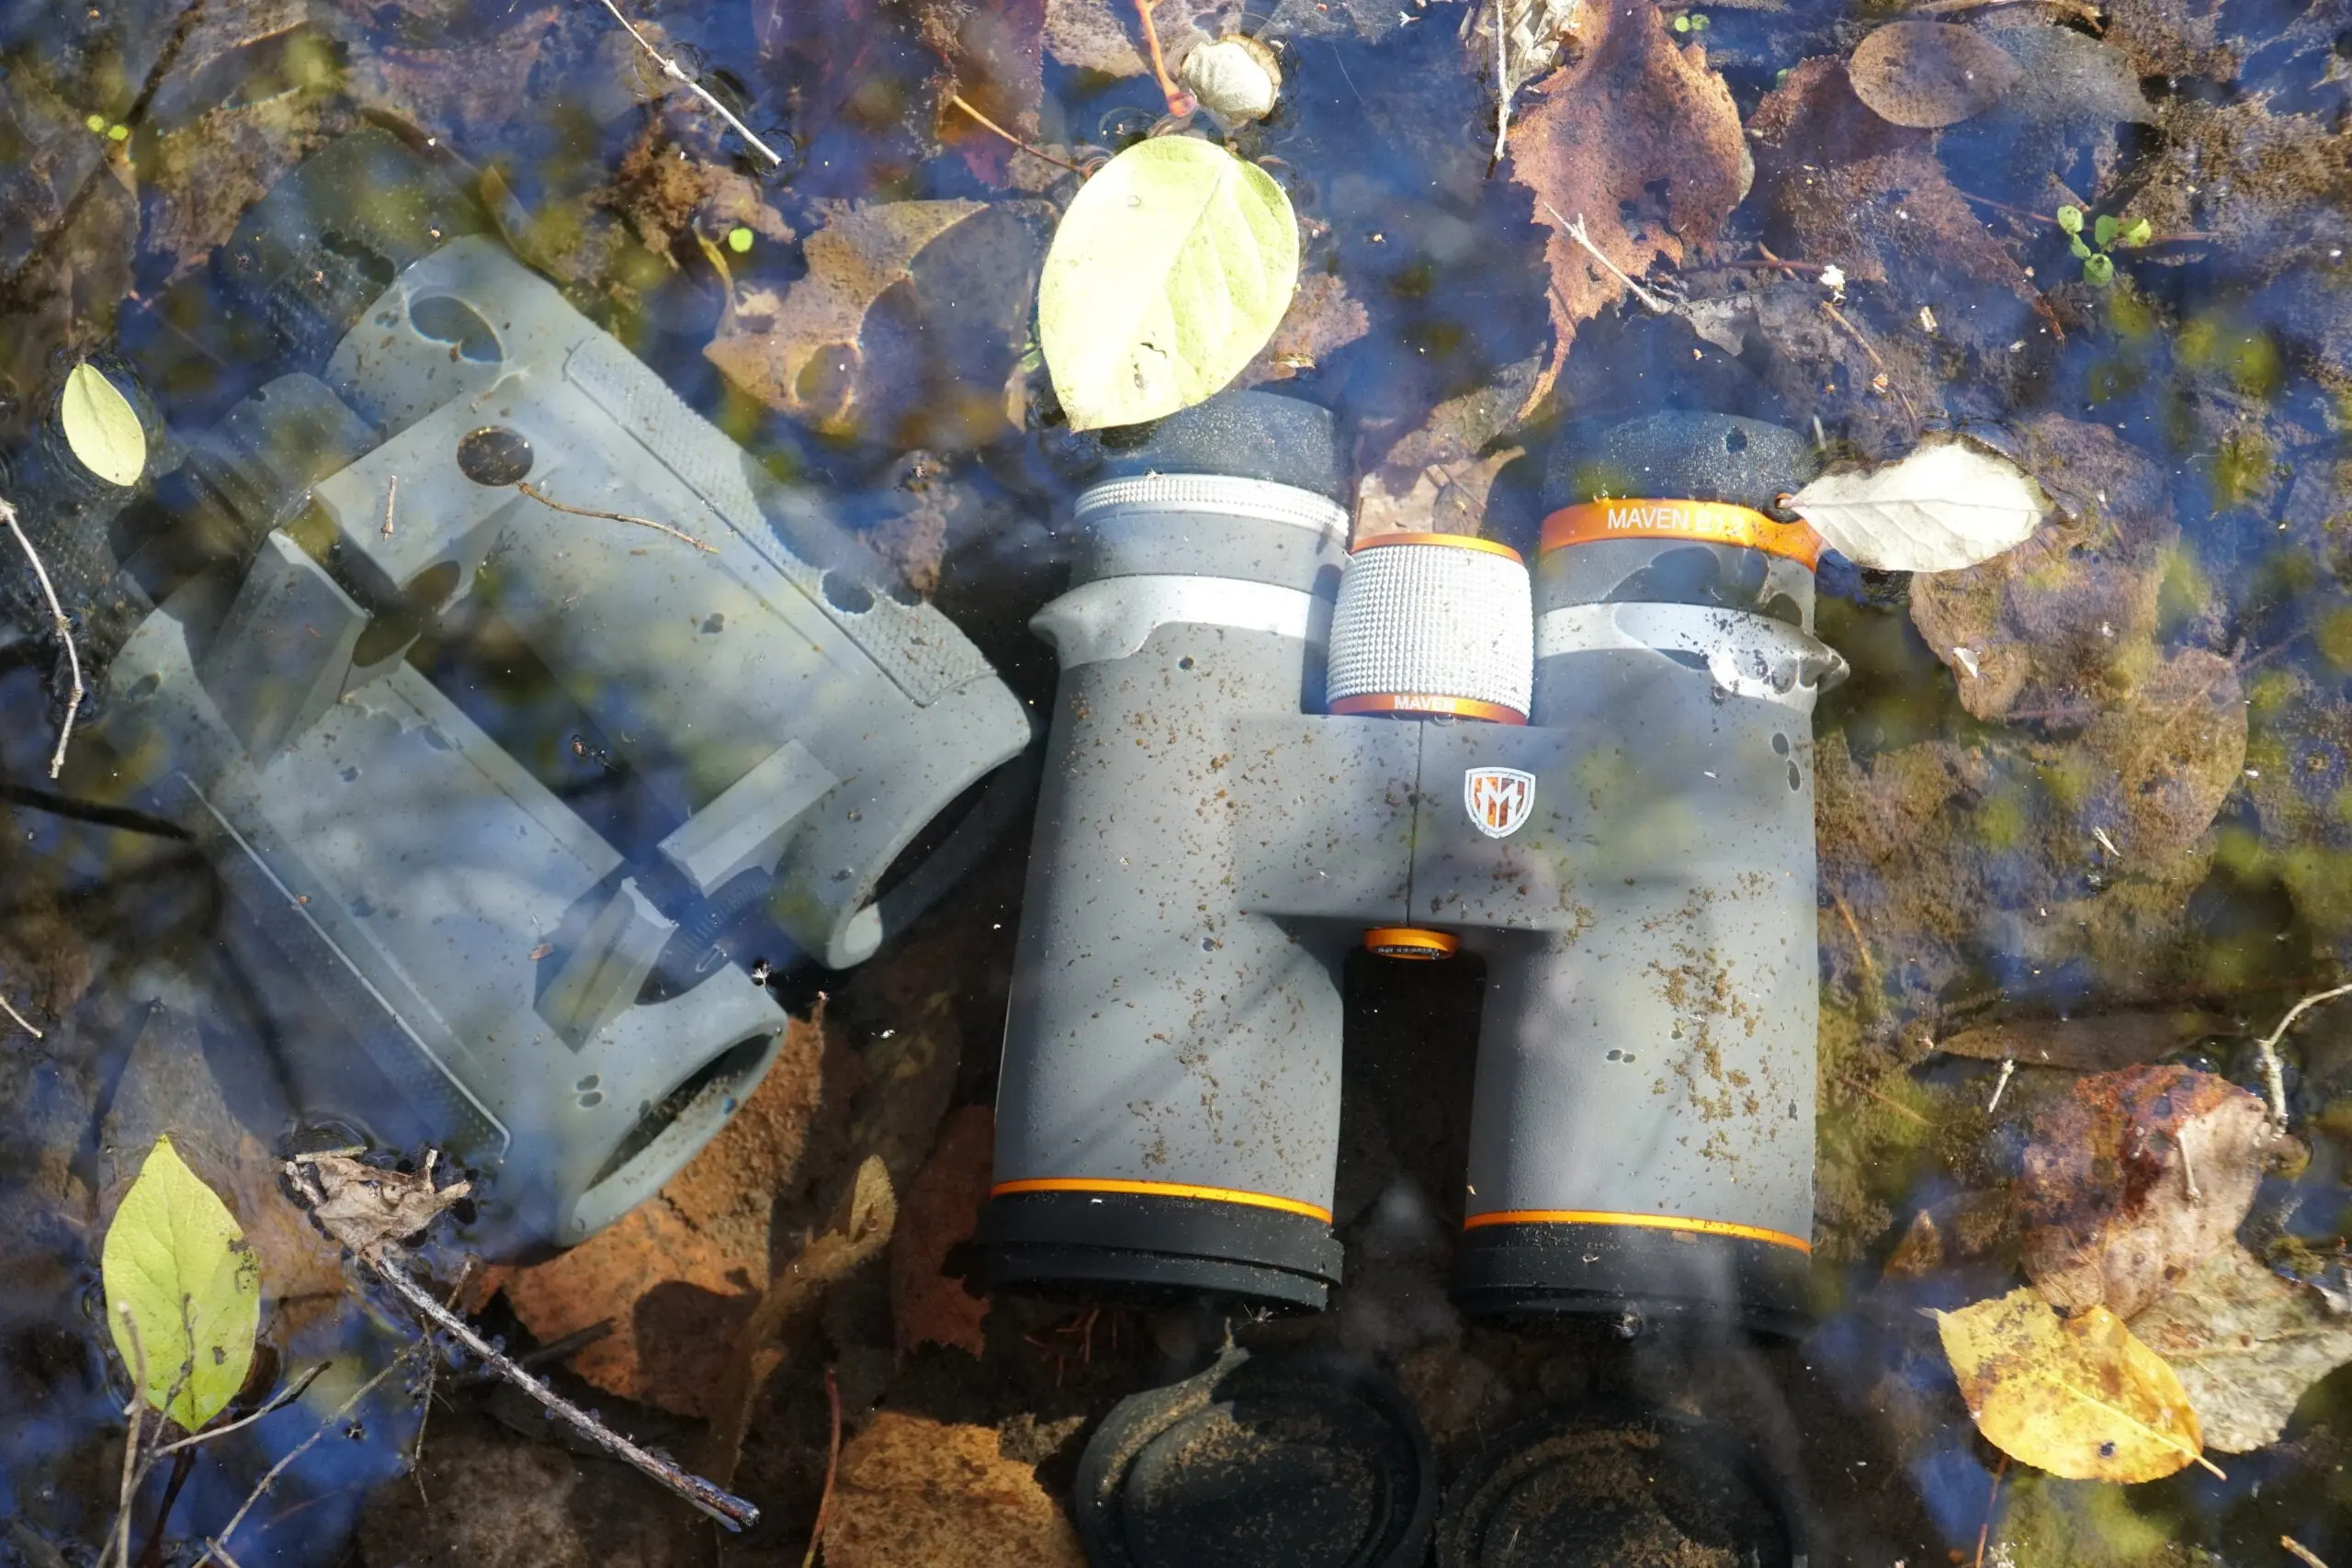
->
2057, 204, 2152, 288
1671, 11, 1711, 30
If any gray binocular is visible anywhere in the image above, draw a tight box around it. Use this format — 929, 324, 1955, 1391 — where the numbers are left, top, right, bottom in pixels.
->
986, 396, 1846, 1332
83, 134, 1031, 1250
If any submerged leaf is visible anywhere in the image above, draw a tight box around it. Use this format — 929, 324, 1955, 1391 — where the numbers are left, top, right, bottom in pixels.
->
1039, 136, 1297, 432
2019, 1066, 2276, 1319
1788, 439, 2045, 572
101, 1135, 260, 1429
1848, 21, 2021, 129
1934, 1287, 2204, 1483
2132, 1245, 2352, 1453
60, 361, 146, 488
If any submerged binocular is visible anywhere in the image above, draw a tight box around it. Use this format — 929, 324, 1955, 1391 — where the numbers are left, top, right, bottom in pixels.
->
986, 396, 1845, 1331
80, 134, 1031, 1249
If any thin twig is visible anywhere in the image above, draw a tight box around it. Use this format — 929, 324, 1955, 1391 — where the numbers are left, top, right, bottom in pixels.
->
109, 1310, 147, 1568
2283, 1537, 2333, 1568
371, 1260, 760, 1529
588, 0, 786, 165
1491, 1, 1511, 167
514, 481, 718, 554
407, 1260, 475, 1504
1831, 893, 1878, 981
1985, 1057, 2016, 1114
192, 1352, 418, 1568
0, 982, 42, 1039
1540, 203, 1676, 314
4, 498, 85, 779
1132, 0, 1197, 116
1972, 1453, 2008, 1568
1839, 1074, 1930, 1126
2254, 982, 2352, 1126
149, 1365, 328, 1460
800, 1367, 842, 1568
379, 476, 398, 540
944, 92, 1084, 175
2180, 1136, 2200, 1203
1819, 299, 1922, 428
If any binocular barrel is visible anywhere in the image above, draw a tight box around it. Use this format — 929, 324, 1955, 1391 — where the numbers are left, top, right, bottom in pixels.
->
987, 401, 1845, 1329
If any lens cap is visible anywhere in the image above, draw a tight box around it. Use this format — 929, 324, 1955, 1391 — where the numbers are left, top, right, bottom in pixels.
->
1075, 1347, 1436, 1568
1435, 1405, 1804, 1568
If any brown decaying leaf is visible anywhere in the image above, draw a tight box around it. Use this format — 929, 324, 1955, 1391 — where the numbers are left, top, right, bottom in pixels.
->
1747, 57, 2033, 304
1934, 1010, 2232, 1072
823, 1411, 1086, 1568
2019, 1066, 2278, 1319
1238, 271, 1370, 388
705, 1156, 899, 1486
289, 1150, 471, 1261
890, 1106, 996, 1358
493, 1015, 824, 1418
2131, 1244, 2352, 1453
1507, 3, 1747, 408
1847, 21, 2021, 130
337, 6, 556, 147
1934, 1286, 2205, 1483
705, 199, 1049, 449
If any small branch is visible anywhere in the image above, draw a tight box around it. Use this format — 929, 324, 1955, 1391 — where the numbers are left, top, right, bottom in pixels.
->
1540, 203, 1676, 314
108, 1310, 147, 1568
379, 475, 398, 540
1491, 2, 1511, 167
1985, 1057, 2016, 1114
2254, 981, 2352, 1126
1, 981, 42, 1040
944, 92, 1083, 175
514, 482, 718, 554
2179, 1137, 2200, 1203
1830, 893, 1878, 982
150, 1364, 328, 1460
4, 498, 85, 780
1132, 0, 1197, 117
799, 1367, 842, 1568
193, 1352, 417, 1568
372, 1260, 760, 1530
2283, 1537, 2333, 1568
1972, 1453, 2008, 1568
587, 0, 786, 166
1839, 1074, 1929, 1126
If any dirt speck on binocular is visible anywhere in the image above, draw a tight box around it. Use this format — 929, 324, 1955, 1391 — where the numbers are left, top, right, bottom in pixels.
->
3, 0, 2351, 1565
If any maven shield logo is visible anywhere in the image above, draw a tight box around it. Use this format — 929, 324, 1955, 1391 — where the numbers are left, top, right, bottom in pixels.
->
1464, 767, 1535, 840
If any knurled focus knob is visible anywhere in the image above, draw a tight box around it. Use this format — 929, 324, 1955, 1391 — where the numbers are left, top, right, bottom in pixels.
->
1325, 533, 1532, 723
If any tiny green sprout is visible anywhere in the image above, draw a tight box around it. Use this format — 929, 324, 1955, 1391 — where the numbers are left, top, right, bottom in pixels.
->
727, 226, 753, 254
84, 112, 105, 134
107, 123, 128, 142
2094, 213, 2120, 249
1673, 12, 1690, 29
2122, 217, 2153, 248
2083, 253, 2115, 288
2055, 205, 2085, 236
2069, 234, 2093, 261
1691, 12, 1710, 28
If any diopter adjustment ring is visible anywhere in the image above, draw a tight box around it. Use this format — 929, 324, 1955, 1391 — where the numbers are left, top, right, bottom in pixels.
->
1325, 534, 1532, 723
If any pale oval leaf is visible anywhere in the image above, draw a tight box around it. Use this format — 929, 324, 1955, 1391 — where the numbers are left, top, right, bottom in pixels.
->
1040, 136, 1299, 432
61, 361, 146, 488
102, 1134, 261, 1429
1934, 1286, 2205, 1483
1788, 438, 2044, 572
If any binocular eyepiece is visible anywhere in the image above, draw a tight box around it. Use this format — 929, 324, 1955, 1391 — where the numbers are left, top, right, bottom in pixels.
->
985, 394, 1846, 1334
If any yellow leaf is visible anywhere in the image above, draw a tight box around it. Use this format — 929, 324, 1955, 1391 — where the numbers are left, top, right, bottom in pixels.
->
1933, 1287, 2207, 1483
100, 1135, 261, 1429
60, 361, 146, 488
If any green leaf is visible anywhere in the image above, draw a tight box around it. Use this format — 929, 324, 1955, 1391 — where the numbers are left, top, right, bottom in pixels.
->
101, 1136, 260, 1429
727, 226, 753, 254
1673, 12, 1690, 29
2055, 204, 2085, 236
2094, 213, 2120, 248
2123, 217, 2153, 248
1038, 136, 1299, 433
2068, 234, 2093, 260
2083, 253, 2116, 288
60, 361, 146, 488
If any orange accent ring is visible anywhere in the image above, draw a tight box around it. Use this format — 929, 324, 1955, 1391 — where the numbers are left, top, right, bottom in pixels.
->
1328, 693, 1529, 725
1463, 1208, 1813, 1255
1351, 531, 1525, 564
1363, 927, 1459, 960
1540, 500, 1823, 570
991, 1177, 1333, 1224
